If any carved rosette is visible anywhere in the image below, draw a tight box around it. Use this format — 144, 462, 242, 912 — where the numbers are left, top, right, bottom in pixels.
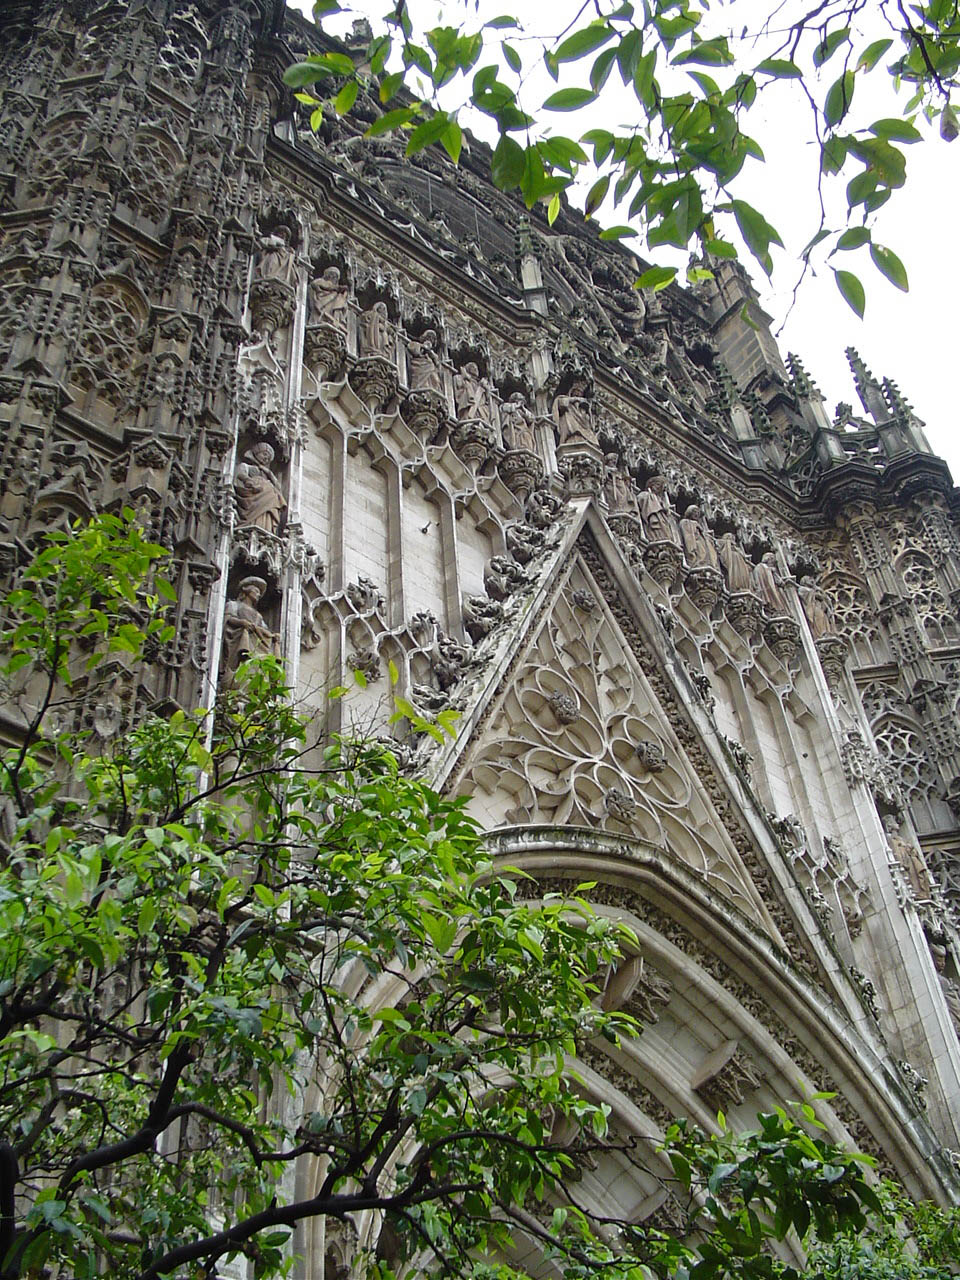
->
249, 278, 295, 334
763, 615, 801, 665
684, 565, 723, 613
643, 539, 683, 588
635, 740, 666, 772
724, 589, 762, 636
303, 322, 346, 381
349, 356, 398, 411
498, 448, 545, 500
450, 419, 498, 469
815, 634, 849, 688
401, 388, 447, 442
547, 690, 580, 724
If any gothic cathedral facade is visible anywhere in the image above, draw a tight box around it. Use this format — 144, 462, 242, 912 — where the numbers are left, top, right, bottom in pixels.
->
3, 0, 960, 1260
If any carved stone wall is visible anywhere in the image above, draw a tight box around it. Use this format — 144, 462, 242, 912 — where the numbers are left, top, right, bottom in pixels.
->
4, 1, 960, 1270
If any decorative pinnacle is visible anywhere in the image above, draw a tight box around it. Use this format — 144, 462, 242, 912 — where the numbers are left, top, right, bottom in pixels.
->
845, 346, 888, 422
786, 352, 822, 400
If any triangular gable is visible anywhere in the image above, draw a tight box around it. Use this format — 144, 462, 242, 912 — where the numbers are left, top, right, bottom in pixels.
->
433, 505, 805, 942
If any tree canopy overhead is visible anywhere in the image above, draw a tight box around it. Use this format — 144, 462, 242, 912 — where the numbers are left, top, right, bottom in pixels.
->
285, 0, 959, 314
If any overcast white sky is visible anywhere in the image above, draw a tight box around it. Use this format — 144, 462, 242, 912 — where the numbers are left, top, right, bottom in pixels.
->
289, 0, 960, 479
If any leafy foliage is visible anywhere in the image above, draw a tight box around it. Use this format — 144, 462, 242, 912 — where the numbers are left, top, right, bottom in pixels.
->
288, 0, 960, 313
0, 518, 957, 1279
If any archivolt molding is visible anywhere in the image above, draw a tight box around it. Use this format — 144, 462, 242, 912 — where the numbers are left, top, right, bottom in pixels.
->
487, 830, 956, 1200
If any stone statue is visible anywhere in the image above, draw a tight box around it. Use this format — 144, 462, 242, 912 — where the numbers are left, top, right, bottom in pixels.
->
500, 392, 537, 453
222, 576, 278, 678
552, 379, 598, 448
753, 551, 789, 614
604, 466, 639, 515
257, 226, 297, 286
359, 301, 392, 356
884, 815, 933, 901
234, 443, 285, 535
638, 476, 680, 545
309, 265, 349, 328
680, 504, 719, 570
407, 328, 443, 393
798, 574, 837, 638
930, 945, 960, 1039
718, 532, 753, 593
453, 361, 487, 421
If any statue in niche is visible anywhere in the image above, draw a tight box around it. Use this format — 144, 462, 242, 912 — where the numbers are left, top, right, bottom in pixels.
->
638, 475, 680, 545
234, 442, 285, 535
930, 945, 960, 1039
753, 551, 789, 614
552, 379, 598, 448
309, 265, 349, 328
680, 504, 719, 569
407, 328, 443, 393
222, 576, 278, 678
798, 574, 837, 638
453, 361, 487, 421
604, 466, 639, 515
500, 392, 537, 453
718, 531, 753, 593
359, 301, 392, 356
256, 225, 297, 286
884, 814, 934, 901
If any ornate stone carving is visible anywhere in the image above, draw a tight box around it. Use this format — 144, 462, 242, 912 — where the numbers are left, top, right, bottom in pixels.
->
483, 555, 528, 602
635, 740, 666, 772
347, 646, 381, 683
346, 576, 384, 614
499, 448, 544, 500
303, 323, 346, 381
547, 690, 580, 724
463, 594, 504, 642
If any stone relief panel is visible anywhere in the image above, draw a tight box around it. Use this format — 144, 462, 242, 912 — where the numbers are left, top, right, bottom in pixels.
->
459, 558, 763, 920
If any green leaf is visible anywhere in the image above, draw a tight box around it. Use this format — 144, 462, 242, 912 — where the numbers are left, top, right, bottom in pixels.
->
824, 71, 855, 128
583, 174, 609, 217
869, 117, 922, 142
813, 27, 849, 67
283, 62, 324, 88
730, 199, 782, 275
599, 225, 637, 240
636, 265, 677, 290
836, 226, 870, 250
440, 120, 462, 164
755, 58, 802, 78
491, 134, 525, 189
870, 243, 908, 291
334, 79, 358, 115
503, 42, 521, 73
590, 46, 618, 93
543, 87, 597, 111
857, 38, 893, 71
834, 268, 866, 316
406, 112, 451, 157
547, 193, 561, 225
704, 237, 737, 258
364, 107, 418, 138
554, 24, 613, 63
379, 71, 404, 104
